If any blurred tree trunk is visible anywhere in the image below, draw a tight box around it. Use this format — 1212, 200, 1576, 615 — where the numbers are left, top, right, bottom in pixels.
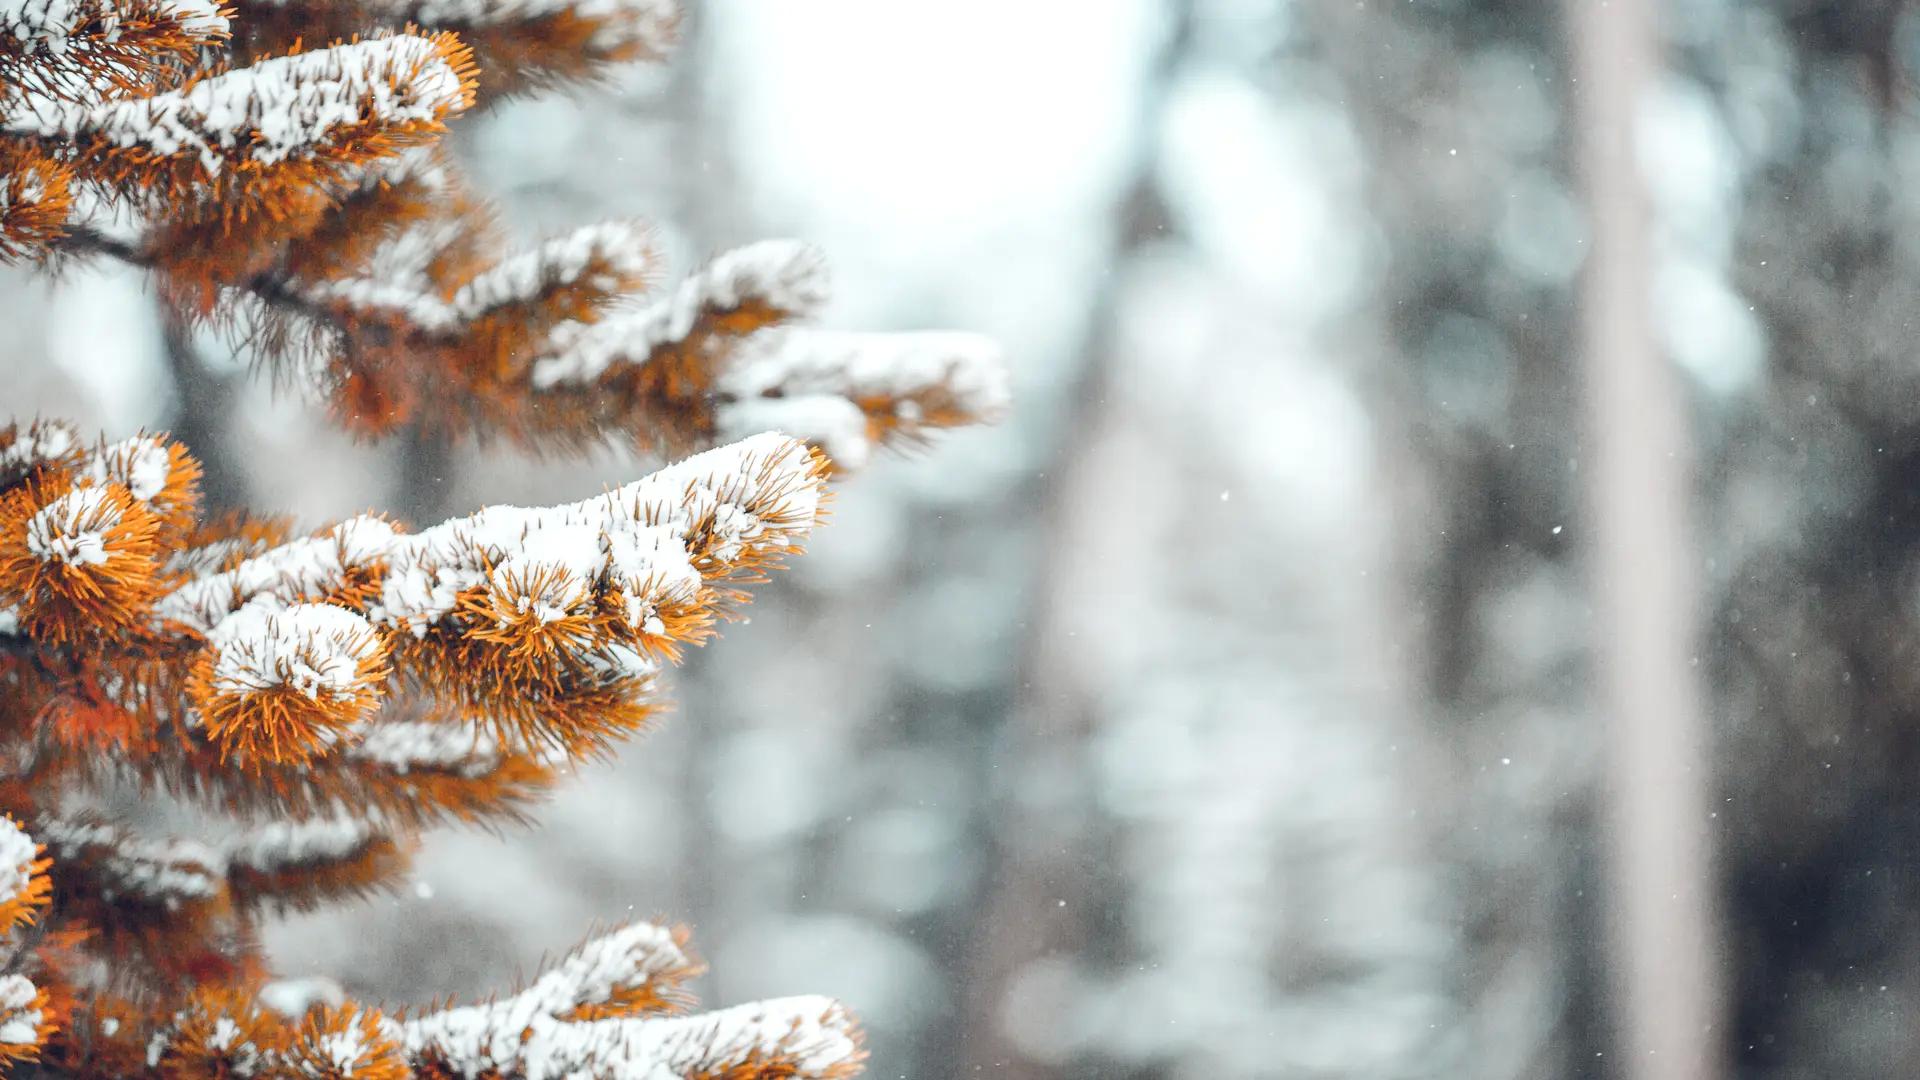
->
1566, 0, 1725, 1074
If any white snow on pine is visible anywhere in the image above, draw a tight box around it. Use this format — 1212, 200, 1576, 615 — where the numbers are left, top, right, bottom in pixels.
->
25, 484, 118, 566
37, 817, 224, 903
529, 240, 829, 389
156, 514, 397, 634
154, 438, 820, 670
714, 329, 1009, 467
0, 419, 76, 476
402, 995, 857, 1080
237, 0, 677, 54
0, 974, 39, 1048
414, 0, 676, 51
224, 815, 377, 875
715, 394, 870, 471
518, 922, 693, 1017
0, 817, 36, 909
82, 434, 173, 501
0, 0, 226, 57
309, 1019, 376, 1074
206, 600, 381, 699
347, 721, 503, 777
722, 328, 1010, 422
3, 35, 466, 176
451, 219, 657, 322
371, 432, 818, 636
39, 814, 383, 908
302, 275, 460, 332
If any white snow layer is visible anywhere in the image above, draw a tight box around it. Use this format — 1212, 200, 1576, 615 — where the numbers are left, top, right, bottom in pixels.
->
520, 922, 693, 1017
37, 814, 383, 906
0, 419, 76, 476
716, 395, 871, 471
403, 995, 857, 1080
156, 514, 398, 634
721, 328, 1010, 418
83, 434, 173, 501
155, 437, 819, 669
0, 0, 227, 56
25, 484, 119, 566
347, 721, 502, 776
0, 974, 39, 1048
529, 240, 829, 389
224, 815, 376, 874
378, 432, 818, 634
451, 219, 657, 321
4, 35, 467, 176
238, 0, 677, 54
205, 600, 382, 699
713, 328, 1009, 468
0, 818, 37, 909
37, 817, 224, 903
310, 220, 658, 334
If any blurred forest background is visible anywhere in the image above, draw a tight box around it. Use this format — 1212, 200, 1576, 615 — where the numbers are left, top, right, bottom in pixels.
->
9, 0, 1920, 1076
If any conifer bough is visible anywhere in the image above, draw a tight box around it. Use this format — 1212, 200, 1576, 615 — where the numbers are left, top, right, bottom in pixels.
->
0, 0, 1007, 1076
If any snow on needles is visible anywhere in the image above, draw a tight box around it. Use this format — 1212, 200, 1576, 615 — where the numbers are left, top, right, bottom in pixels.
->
347, 721, 504, 777
530, 240, 829, 389
0, 974, 41, 1049
716, 328, 1010, 468
366, 432, 821, 636
37, 817, 225, 904
0, 819, 37, 911
519, 922, 695, 1017
224, 815, 377, 876
3, 34, 471, 176
38, 814, 382, 906
451, 220, 657, 322
205, 601, 382, 700
25, 485, 119, 566
152, 434, 819, 687
0, 0, 227, 57
0, 419, 76, 478
723, 329, 1010, 420
157, 515, 397, 634
403, 995, 859, 1080
83, 434, 174, 500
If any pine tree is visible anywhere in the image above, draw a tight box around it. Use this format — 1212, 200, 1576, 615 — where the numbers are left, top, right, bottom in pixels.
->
0, 2, 1006, 1077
